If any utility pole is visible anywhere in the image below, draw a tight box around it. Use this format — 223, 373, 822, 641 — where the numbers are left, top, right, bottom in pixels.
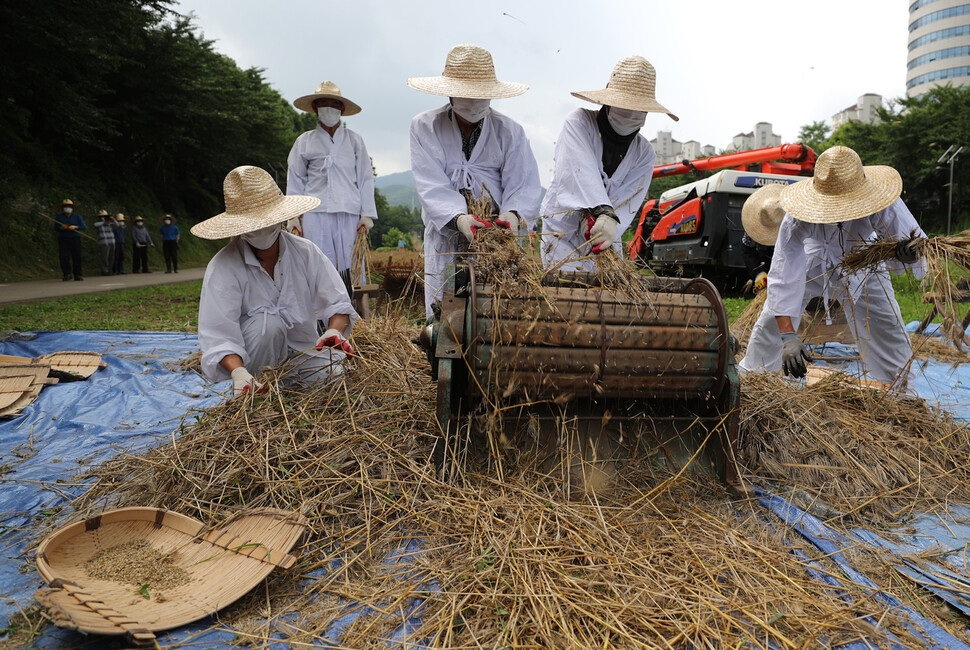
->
938, 145, 965, 235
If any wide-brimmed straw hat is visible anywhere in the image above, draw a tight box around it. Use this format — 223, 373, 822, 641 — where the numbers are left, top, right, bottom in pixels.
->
780, 146, 901, 224
115, 213, 125, 222
571, 55, 678, 121
61, 199, 74, 208
134, 215, 144, 223
741, 183, 787, 246
407, 44, 528, 99
191, 166, 320, 240
97, 209, 109, 217
293, 81, 362, 116
160, 213, 176, 223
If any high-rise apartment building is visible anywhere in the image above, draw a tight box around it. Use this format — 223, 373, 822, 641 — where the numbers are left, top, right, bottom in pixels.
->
907, 0, 970, 97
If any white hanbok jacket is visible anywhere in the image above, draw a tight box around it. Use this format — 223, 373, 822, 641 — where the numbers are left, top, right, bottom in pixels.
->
765, 198, 925, 319
410, 105, 542, 316
198, 232, 357, 381
287, 124, 377, 270
541, 108, 656, 270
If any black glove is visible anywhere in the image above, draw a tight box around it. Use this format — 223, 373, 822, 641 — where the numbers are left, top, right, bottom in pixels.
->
894, 236, 922, 264
780, 332, 812, 378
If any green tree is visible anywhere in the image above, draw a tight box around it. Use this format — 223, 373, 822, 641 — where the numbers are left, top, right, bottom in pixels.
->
796, 120, 831, 155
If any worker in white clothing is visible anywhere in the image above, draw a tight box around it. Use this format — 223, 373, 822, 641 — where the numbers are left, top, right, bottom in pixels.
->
738, 146, 925, 385
541, 56, 675, 271
407, 44, 542, 318
287, 81, 377, 291
192, 166, 357, 397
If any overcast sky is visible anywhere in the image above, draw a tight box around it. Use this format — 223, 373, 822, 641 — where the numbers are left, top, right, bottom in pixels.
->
174, 0, 910, 186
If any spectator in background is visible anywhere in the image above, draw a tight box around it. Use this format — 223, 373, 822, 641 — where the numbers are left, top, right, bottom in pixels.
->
131, 215, 154, 273
287, 81, 377, 293
408, 44, 541, 317
92, 210, 116, 275
541, 56, 673, 271
54, 199, 86, 281
160, 213, 180, 273
739, 183, 787, 294
112, 213, 127, 274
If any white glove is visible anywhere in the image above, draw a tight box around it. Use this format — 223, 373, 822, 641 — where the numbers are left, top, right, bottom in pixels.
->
316, 328, 355, 356
587, 215, 619, 253
230, 367, 265, 397
456, 213, 493, 243
358, 216, 374, 233
495, 211, 522, 233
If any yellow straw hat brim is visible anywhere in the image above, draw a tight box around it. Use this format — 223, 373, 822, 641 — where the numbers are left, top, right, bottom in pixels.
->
570, 90, 678, 121
406, 76, 528, 99
780, 166, 901, 224
293, 93, 361, 116
741, 183, 788, 246
191, 195, 319, 240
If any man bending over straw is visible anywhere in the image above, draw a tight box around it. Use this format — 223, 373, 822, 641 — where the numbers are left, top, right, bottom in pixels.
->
541, 55, 674, 271
739, 146, 924, 385
192, 166, 357, 397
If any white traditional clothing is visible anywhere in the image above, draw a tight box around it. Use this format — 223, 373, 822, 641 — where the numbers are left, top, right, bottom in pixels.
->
739, 198, 925, 384
411, 104, 542, 317
287, 123, 377, 272
198, 231, 358, 382
541, 108, 656, 271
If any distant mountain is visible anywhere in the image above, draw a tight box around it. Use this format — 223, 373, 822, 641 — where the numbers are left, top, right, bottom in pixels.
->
375, 171, 419, 207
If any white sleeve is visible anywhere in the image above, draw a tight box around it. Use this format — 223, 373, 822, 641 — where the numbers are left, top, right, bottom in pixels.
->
410, 116, 468, 231
308, 244, 359, 335
611, 145, 655, 231
876, 198, 926, 278
286, 136, 308, 197
356, 135, 378, 219
547, 112, 613, 214
764, 216, 808, 318
497, 124, 542, 220
198, 255, 248, 381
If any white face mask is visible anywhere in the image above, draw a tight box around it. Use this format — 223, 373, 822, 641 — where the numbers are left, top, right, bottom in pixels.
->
451, 97, 491, 123
63, 207, 73, 215
241, 224, 281, 250
607, 107, 647, 136
317, 106, 342, 128
163, 219, 172, 225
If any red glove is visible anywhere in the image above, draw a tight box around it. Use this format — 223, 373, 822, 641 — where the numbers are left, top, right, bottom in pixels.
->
495, 211, 522, 232
456, 214, 493, 242
316, 328, 355, 356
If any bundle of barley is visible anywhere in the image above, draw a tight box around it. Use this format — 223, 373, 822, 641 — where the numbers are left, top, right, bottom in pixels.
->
58, 315, 970, 647
740, 370, 970, 523
351, 225, 370, 284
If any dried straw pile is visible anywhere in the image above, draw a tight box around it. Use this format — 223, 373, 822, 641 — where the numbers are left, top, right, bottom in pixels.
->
842, 233, 970, 348
730, 290, 767, 350
63, 316, 968, 646
741, 371, 970, 523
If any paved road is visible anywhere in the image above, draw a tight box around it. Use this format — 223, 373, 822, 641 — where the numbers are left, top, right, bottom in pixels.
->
0, 267, 207, 306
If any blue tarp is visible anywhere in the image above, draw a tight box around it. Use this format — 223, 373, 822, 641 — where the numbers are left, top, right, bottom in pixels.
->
4, 328, 970, 647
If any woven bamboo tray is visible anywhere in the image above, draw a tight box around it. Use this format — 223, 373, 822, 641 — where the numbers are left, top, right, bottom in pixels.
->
0, 363, 56, 418
36, 351, 106, 381
34, 507, 307, 645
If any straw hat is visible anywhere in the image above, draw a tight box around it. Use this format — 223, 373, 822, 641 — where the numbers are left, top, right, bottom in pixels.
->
134, 215, 144, 223
571, 56, 678, 121
407, 44, 528, 99
160, 213, 176, 224
191, 166, 320, 240
780, 146, 901, 224
97, 209, 109, 217
293, 81, 362, 116
115, 213, 125, 222
741, 183, 787, 246
61, 199, 74, 208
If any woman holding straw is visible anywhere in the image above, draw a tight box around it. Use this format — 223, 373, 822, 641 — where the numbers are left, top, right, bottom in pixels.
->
739, 146, 924, 386
192, 166, 357, 397
286, 81, 377, 293
541, 55, 675, 272
408, 44, 542, 318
